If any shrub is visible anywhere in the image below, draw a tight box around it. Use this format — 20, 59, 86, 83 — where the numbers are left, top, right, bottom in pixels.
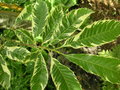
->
0, 0, 120, 89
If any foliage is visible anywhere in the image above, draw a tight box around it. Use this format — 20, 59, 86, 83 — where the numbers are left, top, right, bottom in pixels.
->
0, 0, 120, 89
99, 45, 120, 59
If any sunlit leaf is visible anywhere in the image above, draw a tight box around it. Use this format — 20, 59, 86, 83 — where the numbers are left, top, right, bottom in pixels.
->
42, 5, 64, 44
15, 29, 35, 44
51, 0, 77, 8
50, 8, 93, 45
15, 4, 32, 24
64, 20, 120, 48
32, 0, 48, 39
50, 58, 82, 90
31, 53, 48, 90
0, 54, 11, 89
65, 54, 120, 84
5, 46, 30, 61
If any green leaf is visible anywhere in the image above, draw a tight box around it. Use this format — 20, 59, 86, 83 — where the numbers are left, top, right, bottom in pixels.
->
3, 29, 15, 39
51, 0, 77, 8
30, 53, 48, 90
5, 47, 30, 61
15, 29, 35, 44
15, 4, 32, 24
98, 50, 113, 58
99, 45, 120, 59
50, 58, 82, 90
102, 81, 120, 90
50, 8, 94, 45
111, 45, 120, 59
65, 54, 120, 84
64, 20, 120, 48
0, 54, 11, 89
32, 0, 48, 39
42, 5, 64, 44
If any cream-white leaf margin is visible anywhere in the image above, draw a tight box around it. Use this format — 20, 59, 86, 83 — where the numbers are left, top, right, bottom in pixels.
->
50, 58, 82, 90
30, 53, 48, 90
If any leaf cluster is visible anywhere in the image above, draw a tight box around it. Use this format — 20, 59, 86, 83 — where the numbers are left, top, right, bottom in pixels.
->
0, 0, 120, 90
